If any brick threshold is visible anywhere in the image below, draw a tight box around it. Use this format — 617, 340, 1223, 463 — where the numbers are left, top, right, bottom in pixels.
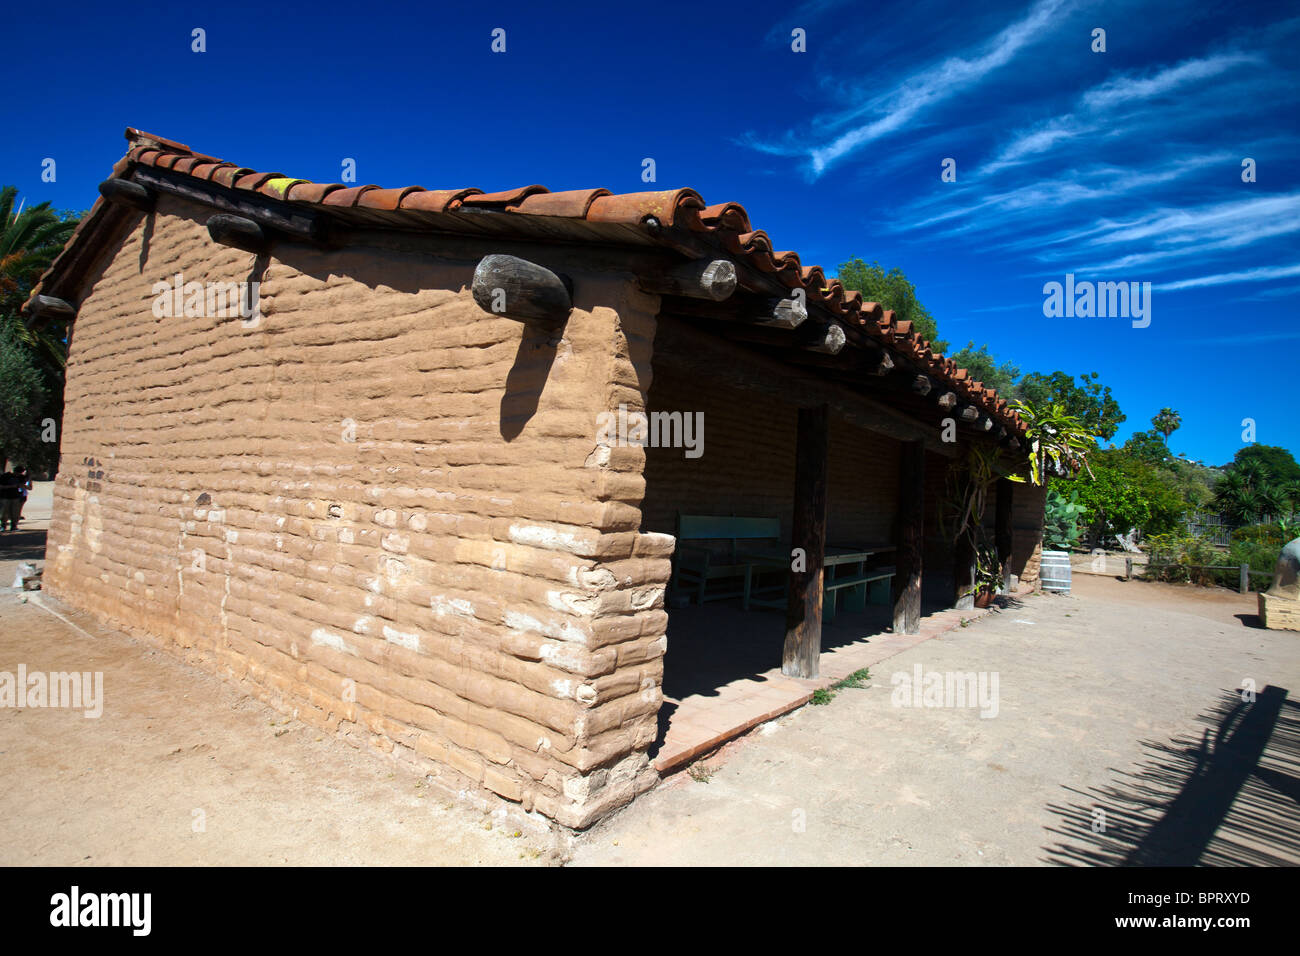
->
652, 602, 999, 773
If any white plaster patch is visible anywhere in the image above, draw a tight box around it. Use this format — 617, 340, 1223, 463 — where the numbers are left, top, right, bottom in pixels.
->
540, 642, 587, 672
381, 557, 407, 584
630, 587, 662, 610
431, 595, 475, 618
225, 529, 239, 544
310, 628, 355, 655
509, 523, 592, 555
547, 590, 600, 616
383, 625, 420, 651
574, 566, 617, 590
503, 610, 589, 644
339, 528, 355, 544
353, 616, 375, 635
381, 532, 409, 553
551, 679, 574, 699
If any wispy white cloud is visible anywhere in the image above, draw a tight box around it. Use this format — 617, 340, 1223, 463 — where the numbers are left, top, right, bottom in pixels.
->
900, 153, 1235, 236
1152, 263, 1300, 291
981, 53, 1263, 177
1079, 52, 1262, 111
748, 0, 1075, 176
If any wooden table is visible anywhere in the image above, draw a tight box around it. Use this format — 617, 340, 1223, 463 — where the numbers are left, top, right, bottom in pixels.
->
741, 545, 897, 619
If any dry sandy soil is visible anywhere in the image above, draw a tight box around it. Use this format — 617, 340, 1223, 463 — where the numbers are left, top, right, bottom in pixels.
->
570, 575, 1300, 866
0, 485, 558, 866
3, 491, 1297, 866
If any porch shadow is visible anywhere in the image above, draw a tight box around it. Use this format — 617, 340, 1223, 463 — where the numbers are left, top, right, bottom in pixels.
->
650, 595, 999, 771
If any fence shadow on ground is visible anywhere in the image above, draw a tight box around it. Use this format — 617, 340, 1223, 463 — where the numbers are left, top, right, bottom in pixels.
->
1041, 685, 1300, 866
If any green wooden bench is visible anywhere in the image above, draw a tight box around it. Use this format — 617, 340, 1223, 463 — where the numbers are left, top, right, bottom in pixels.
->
745, 548, 895, 621
821, 566, 895, 621
671, 514, 782, 606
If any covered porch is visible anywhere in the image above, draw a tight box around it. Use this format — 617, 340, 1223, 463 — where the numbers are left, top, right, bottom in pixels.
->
638, 311, 1028, 764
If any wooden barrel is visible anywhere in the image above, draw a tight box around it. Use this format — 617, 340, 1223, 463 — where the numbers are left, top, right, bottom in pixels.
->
1041, 550, 1072, 593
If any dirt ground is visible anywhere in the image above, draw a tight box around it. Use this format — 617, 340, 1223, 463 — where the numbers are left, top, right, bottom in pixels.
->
4, 500, 1297, 865
0, 487, 560, 865
571, 575, 1300, 866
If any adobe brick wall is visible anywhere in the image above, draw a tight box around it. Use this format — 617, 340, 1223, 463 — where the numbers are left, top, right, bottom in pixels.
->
44, 193, 669, 829
1010, 481, 1048, 590
640, 362, 901, 543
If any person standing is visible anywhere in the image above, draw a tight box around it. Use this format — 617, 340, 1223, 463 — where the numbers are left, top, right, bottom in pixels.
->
14, 467, 32, 524
0, 468, 19, 532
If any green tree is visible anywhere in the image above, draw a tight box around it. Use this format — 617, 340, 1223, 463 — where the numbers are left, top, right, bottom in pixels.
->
0, 325, 49, 467
1, 187, 78, 322
832, 258, 947, 351
1151, 407, 1182, 444
947, 341, 1019, 394
1121, 429, 1170, 465
1213, 459, 1292, 525
1015, 370, 1126, 441
1067, 450, 1186, 543
1227, 444, 1300, 485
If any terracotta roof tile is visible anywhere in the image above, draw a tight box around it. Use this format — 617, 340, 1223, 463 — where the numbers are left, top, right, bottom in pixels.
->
24, 127, 1025, 436
284, 181, 345, 203
357, 185, 427, 210
461, 185, 549, 207
513, 188, 611, 218
398, 188, 483, 212
585, 189, 704, 227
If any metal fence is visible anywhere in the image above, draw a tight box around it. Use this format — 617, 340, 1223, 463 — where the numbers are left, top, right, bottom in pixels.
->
1184, 512, 1233, 548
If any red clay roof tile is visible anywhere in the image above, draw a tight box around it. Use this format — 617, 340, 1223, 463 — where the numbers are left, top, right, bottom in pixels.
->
25, 128, 1024, 436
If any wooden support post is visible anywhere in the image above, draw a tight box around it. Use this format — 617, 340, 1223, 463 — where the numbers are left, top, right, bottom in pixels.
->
1240, 564, 1250, 594
754, 295, 808, 329
995, 478, 1014, 592
893, 440, 925, 634
471, 254, 573, 324
1125, 557, 1133, 581
639, 258, 737, 301
784, 404, 829, 679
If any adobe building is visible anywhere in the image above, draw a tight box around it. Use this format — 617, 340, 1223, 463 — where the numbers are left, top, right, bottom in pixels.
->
25, 129, 1046, 828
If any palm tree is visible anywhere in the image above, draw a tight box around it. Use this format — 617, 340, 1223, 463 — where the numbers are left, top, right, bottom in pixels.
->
0, 186, 79, 368
1213, 461, 1286, 525
1152, 407, 1182, 444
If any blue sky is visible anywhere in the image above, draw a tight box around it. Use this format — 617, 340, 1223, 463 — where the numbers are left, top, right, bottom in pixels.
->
6, 0, 1297, 466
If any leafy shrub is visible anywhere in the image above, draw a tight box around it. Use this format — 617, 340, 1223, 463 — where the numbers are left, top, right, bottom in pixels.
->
1142, 532, 1223, 586
1229, 523, 1284, 580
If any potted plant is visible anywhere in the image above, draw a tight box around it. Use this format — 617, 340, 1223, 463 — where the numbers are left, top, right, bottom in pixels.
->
974, 546, 1003, 608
